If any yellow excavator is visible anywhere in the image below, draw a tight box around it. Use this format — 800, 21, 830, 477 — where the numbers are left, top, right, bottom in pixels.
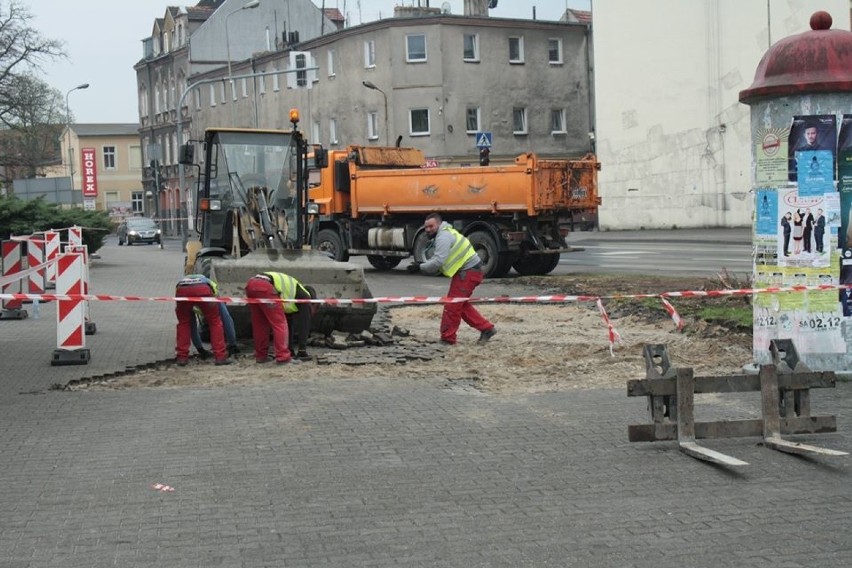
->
181, 110, 376, 337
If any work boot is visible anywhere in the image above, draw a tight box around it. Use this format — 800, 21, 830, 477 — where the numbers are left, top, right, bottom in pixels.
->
478, 327, 497, 344
276, 359, 300, 365
228, 345, 240, 356
197, 348, 211, 360
295, 350, 311, 361
214, 358, 232, 366
176, 358, 189, 367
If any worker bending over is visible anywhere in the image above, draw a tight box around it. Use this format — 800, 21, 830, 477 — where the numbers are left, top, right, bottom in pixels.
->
407, 212, 496, 345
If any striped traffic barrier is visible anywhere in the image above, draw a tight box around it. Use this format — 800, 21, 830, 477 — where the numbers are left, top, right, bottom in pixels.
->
0, 240, 27, 319
68, 225, 83, 247
51, 250, 90, 366
45, 230, 59, 289
27, 236, 45, 295
64, 244, 96, 335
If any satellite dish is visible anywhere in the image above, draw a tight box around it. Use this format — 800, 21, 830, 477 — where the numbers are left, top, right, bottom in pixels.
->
441, 2, 451, 14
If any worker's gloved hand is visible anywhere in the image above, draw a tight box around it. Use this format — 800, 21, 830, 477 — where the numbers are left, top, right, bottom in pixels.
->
406, 262, 422, 274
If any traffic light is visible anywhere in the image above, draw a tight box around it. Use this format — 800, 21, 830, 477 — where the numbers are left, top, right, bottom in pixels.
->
479, 147, 490, 166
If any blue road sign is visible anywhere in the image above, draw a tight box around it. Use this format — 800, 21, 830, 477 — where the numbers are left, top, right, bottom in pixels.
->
475, 132, 492, 149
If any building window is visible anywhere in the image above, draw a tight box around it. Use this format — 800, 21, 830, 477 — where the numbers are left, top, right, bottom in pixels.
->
463, 34, 479, 62
272, 68, 280, 91
330, 119, 338, 145
103, 146, 116, 169
259, 72, 266, 94
548, 38, 563, 64
209, 84, 216, 107
312, 120, 320, 143
551, 109, 566, 133
327, 49, 336, 77
367, 112, 379, 140
295, 54, 307, 87
406, 34, 426, 62
230, 79, 237, 101
465, 107, 480, 133
509, 36, 524, 64
409, 108, 430, 136
364, 39, 376, 68
512, 107, 528, 135
219, 82, 226, 104
193, 88, 201, 110
241, 78, 248, 98
131, 191, 144, 213
129, 145, 142, 169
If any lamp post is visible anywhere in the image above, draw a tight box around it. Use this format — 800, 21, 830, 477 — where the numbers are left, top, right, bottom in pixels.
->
362, 80, 389, 145
65, 83, 89, 196
226, 0, 261, 80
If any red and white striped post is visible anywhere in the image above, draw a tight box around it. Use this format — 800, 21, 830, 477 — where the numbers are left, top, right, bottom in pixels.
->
68, 226, 82, 247
27, 235, 45, 295
45, 230, 59, 289
51, 250, 90, 365
0, 240, 27, 319
64, 244, 96, 335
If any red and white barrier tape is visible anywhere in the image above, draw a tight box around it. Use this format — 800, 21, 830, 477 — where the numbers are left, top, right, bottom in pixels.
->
0, 282, 845, 306
596, 299, 623, 356
0, 257, 59, 288
2, 282, 845, 355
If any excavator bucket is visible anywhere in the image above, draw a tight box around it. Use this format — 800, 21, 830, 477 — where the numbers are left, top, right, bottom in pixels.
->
198, 249, 376, 338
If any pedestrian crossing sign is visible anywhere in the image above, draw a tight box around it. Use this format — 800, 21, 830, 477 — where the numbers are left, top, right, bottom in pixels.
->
475, 132, 492, 149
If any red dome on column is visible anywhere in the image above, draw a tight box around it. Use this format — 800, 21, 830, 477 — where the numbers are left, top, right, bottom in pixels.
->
739, 11, 852, 103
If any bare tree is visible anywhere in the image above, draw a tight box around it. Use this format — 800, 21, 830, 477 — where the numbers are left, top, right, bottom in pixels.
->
0, 1, 65, 183
0, 73, 64, 180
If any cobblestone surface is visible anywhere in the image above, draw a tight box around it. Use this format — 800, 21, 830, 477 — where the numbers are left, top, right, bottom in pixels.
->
1, 236, 851, 567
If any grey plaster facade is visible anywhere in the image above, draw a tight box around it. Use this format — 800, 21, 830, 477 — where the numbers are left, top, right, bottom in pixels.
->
187, 14, 594, 164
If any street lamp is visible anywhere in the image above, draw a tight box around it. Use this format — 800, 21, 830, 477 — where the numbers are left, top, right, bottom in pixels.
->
65, 83, 89, 193
225, 0, 260, 126
226, 0, 261, 80
362, 80, 389, 145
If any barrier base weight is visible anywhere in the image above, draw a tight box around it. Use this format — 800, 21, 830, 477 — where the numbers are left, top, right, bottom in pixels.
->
0, 309, 28, 320
85, 321, 97, 335
51, 348, 91, 366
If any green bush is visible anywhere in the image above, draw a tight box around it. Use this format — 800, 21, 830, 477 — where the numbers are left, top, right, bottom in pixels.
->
0, 195, 112, 253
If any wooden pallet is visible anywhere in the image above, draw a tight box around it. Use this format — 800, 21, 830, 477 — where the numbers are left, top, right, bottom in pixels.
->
627, 340, 847, 467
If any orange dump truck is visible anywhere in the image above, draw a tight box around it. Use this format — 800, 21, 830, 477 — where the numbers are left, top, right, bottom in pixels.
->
306, 146, 601, 278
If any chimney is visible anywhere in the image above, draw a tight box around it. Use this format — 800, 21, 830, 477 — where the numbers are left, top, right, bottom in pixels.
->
464, 0, 489, 17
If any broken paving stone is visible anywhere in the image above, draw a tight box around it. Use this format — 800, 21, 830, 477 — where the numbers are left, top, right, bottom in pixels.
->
391, 326, 410, 337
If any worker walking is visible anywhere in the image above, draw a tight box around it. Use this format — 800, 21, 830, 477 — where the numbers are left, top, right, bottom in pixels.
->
407, 212, 496, 345
175, 274, 231, 366
245, 272, 312, 364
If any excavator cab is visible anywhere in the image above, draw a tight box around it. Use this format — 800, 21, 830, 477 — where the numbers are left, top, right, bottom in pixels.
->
185, 117, 375, 337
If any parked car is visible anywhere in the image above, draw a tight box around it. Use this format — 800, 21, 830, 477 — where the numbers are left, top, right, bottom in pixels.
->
117, 217, 161, 246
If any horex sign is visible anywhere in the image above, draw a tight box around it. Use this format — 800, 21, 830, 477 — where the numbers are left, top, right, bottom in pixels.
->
81, 147, 98, 198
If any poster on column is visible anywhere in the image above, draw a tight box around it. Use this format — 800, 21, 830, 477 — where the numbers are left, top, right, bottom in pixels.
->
776, 187, 829, 268
754, 128, 789, 185
840, 115, 852, 192
788, 114, 837, 183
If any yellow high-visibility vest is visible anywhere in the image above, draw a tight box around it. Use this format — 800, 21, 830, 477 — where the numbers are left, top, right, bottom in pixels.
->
264, 272, 308, 313
440, 226, 476, 277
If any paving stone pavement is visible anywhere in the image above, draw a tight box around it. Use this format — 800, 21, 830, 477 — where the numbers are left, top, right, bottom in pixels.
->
1, 236, 851, 567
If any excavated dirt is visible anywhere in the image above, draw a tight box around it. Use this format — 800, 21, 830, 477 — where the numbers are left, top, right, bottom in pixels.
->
74, 274, 754, 395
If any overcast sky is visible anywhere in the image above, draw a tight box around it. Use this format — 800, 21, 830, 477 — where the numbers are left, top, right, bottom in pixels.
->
24, 0, 590, 124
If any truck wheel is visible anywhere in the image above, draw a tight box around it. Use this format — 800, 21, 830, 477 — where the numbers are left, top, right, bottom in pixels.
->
467, 230, 512, 278
513, 252, 560, 276
412, 231, 435, 263
316, 229, 349, 262
367, 255, 403, 270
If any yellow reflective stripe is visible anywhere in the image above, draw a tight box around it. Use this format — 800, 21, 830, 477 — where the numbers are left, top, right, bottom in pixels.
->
266, 272, 299, 313
441, 227, 476, 277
